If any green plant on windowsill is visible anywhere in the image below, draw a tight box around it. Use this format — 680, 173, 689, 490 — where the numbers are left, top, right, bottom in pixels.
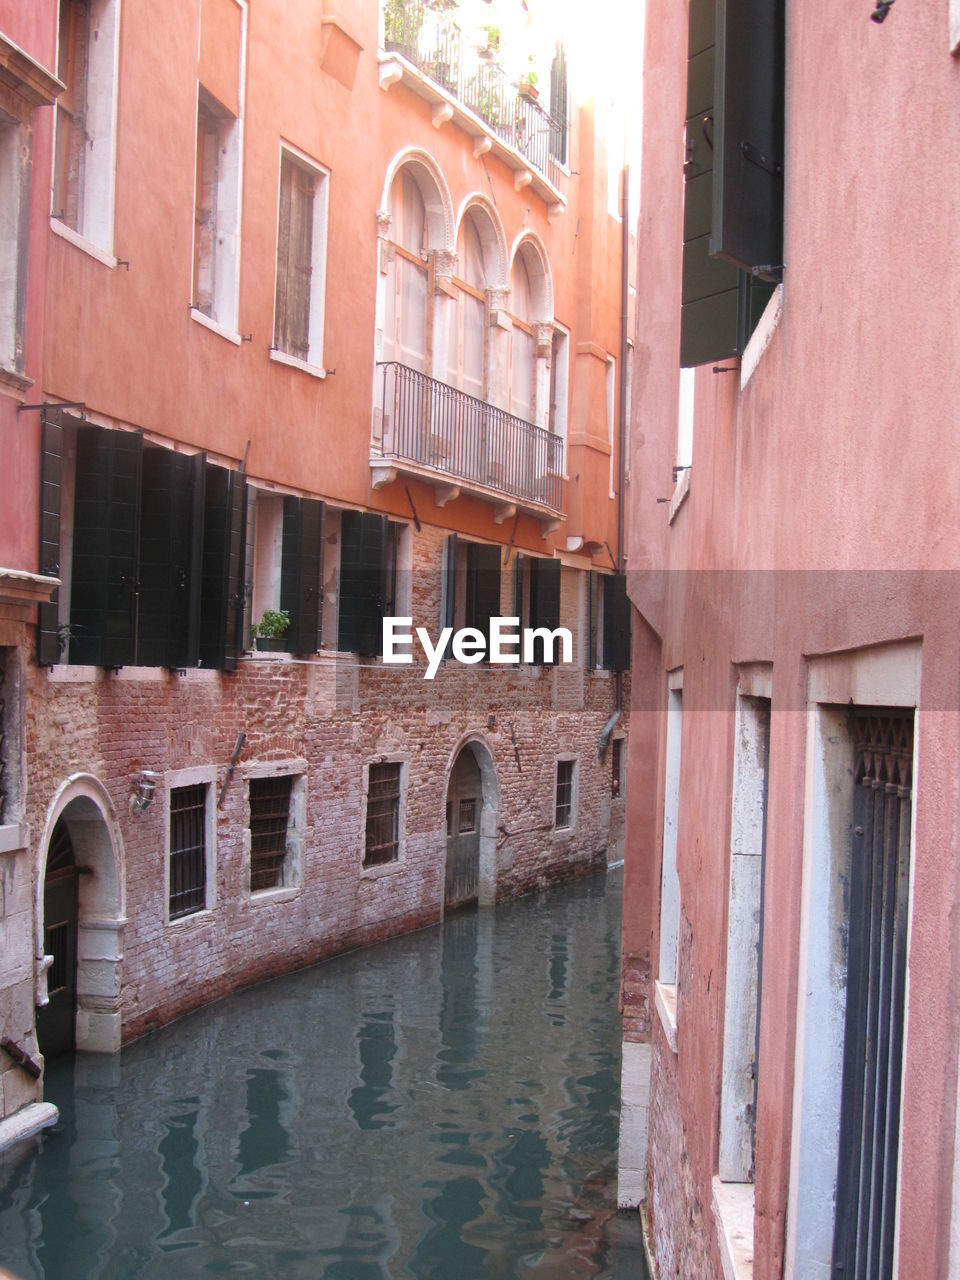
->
519, 56, 538, 99
251, 609, 290, 652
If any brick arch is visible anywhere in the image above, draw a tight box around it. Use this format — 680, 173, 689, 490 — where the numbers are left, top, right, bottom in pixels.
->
379, 147, 455, 254
35, 774, 126, 1053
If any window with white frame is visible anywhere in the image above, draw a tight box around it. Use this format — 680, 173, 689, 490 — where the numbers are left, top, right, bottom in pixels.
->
606, 355, 617, 498
0, 112, 26, 372
548, 326, 569, 451
508, 253, 537, 425
659, 681, 683, 988
382, 168, 427, 372
247, 768, 305, 893
273, 147, 329, 368
555, 758, 576, 829
364, 761, 402, 867
53, 0, 120, 252
677, 365, 695, 477
443, 211, 487, 401
192, 88, 241, 331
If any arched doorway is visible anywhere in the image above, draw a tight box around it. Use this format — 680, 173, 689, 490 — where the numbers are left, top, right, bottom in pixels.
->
36, 777, 125, 1056
36, 818, 79, 1057
444, 739, 499, 912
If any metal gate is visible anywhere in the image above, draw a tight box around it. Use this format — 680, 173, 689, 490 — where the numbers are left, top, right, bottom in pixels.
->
831, 711, 913, 1279
444, 749, 482, 911
36, 818, 79, 1058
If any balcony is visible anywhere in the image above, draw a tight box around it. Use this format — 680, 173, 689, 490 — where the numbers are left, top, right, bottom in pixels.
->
371, 362, 564, 529
379, 2, 567, 211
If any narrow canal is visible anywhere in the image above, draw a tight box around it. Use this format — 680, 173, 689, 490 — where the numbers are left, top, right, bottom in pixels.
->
0, 869, 649, 1279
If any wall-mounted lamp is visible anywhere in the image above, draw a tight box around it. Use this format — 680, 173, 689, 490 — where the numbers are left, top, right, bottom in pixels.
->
130, 770, 160, 815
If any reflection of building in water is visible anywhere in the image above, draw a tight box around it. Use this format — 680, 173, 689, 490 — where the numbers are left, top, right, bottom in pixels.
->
0, 0, 637, 1150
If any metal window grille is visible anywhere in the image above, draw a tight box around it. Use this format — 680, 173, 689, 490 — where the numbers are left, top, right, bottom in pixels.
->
249, 775, 293, 892
364, 763, 401, 867
458, 798, 477, 834
611, 739, 623, 798
556, 760, 574, 828
832, 711, 913, 1280
169, 784, 207, 919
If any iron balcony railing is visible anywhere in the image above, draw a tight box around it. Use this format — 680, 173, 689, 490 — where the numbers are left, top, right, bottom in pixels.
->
375, 361, 564, 515
382, 1, 567, 184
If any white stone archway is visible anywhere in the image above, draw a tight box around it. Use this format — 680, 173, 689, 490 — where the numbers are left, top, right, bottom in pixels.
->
35, 775, 126, 1054
443, 734, 500, 909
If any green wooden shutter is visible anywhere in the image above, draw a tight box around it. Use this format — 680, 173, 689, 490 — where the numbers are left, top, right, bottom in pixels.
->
586, 571, 599, 671
37, 412, 66, 666
338, 511, 386, 657
712, 0, 785, 278
465, 542, 501, 650
529, 558, 561, 665
602, 573, 631, 672
680, 0, 742, 367
138, 447, 205, 668
199, 465, 246, 670
280, 496, 324, 655
442, 533, 458, 630
70, 426, 142, 667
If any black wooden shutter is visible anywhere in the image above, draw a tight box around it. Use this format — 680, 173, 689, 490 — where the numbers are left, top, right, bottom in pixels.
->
138, 447, 205, 668
199, 465, 245, 671
70, 426, 142, 667
465, 543, 501, 650
529, 558, 561, 665
586, 571, 598, 671
280, 496, 324, 655
602, 573, 631, 671
549, 45, 568, 165
37, 412, 66, 666
680, 0, 742, 367
443, 533, 458, 630
338, 511, 386, 657
712, 0, 785, 278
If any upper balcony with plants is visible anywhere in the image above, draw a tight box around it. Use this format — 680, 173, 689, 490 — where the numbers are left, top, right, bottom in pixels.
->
379, 0, 568, 209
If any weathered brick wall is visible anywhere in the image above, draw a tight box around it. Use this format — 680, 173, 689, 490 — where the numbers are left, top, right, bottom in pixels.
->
20, 535, 630, 1044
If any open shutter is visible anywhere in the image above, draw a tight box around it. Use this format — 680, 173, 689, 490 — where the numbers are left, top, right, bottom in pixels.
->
280, 496, 324, 655
138, 447, 205, 668
338, 511, 386, 657
529, 557, 561, 665
442, 533, 458, 630
586, 571, 599, 671
465, 543, 501, 650
70, 426, 142, 667
199, 465, 245, 670
37, 412, 66, 666
712, 0, 785, 278
602, 573, 631, 672
680, 0, 742, 367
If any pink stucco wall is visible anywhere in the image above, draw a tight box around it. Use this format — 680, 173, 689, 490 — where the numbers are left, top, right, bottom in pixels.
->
624, 2, 960, 1275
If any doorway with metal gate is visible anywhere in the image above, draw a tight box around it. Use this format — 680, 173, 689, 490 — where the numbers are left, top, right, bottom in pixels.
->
36, 818, 79, 1058
444, 738, 499, 912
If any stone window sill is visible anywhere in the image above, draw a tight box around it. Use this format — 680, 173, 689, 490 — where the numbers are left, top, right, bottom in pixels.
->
190, 308, 242, 346
655, 979, 678, 1053
50, 217, 117, 268
360, 859, 403, 880
249, 886, 301, 906
712, 1177, 755, 1280
0, 822, 27, 855
669, 468, 690, 524
269, 348, 326, 379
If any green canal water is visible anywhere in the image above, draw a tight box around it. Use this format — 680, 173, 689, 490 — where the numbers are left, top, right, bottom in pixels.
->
0, 868, 649, 1279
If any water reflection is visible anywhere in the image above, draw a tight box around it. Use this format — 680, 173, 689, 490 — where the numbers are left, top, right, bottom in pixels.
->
0, 869, 648, 1279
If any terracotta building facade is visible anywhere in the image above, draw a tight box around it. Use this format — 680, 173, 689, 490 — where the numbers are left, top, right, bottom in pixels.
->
619, 1, 960, 1278
0, 0, 633, 1148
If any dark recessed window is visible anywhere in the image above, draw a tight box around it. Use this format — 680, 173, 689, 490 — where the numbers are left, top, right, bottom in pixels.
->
458, 798, 477, 834
249, 775, 293, 892
612, 739, 623, 798
169, 784, 208, 919
365, 763, 401, 867
556, 759, 575, 829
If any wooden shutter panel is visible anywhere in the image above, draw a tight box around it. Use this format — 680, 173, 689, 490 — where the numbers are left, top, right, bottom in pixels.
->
602, 573, 631, 672
70, 426, 142, 667
680, 0, 742, 367
586, 571, 598, 671
138, 447, 205, 668
275, 155, 314, 361
280, 496, 324, 655
338, 511, 386, 657
37, 412, 66, 666
712, 0, 785, 278
199, 465, 246, 670
443, 533, 458, 630
274, 157, 293, 353
465, 543, 501, 649
529, 558, 561, 665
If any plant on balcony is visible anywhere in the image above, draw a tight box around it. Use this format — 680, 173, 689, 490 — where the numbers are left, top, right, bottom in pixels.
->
251, 609, 290, 652
479, 24, 500, 57
383, 0, 416, 51
519, 56, 539, 100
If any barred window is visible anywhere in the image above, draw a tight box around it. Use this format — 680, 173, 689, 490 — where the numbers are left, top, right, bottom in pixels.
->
249, 775, 294, 892
556, 759, 575, 829
169, 784, 208, 919
364, 763, 401, 867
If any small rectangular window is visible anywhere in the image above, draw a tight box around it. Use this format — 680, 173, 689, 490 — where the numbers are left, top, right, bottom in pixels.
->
169, 783, 208, 919
274, 149, 328, 366
365, 762, 401, 866
249, 774, 293, 891
556, 759, 575, 829
0, 116, 27, 371
611, 738, 623, 798
458, 798, 477, 834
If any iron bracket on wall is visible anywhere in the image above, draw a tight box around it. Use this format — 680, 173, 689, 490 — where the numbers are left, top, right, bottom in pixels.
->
740, 140, 782, 177
1, 1037, 42, 1080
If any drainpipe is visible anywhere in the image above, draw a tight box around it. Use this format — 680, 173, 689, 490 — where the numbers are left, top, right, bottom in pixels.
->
616, 163, 630, 715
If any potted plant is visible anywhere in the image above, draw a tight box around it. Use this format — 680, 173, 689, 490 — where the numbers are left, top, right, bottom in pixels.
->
519, 57, 538, 100
251, 609, 290, 652
479, 24, 500, 58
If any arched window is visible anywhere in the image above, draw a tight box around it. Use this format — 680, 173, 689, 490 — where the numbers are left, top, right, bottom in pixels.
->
445, 212, 487, 401
383, 169, 428, 371
509, 254, 537, 425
